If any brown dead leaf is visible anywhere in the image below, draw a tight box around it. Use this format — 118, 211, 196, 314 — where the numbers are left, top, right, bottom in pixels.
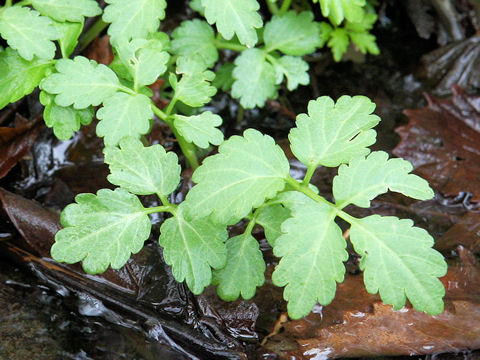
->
394, 85, 480, 201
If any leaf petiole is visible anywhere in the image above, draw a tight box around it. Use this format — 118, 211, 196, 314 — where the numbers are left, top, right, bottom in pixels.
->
278, 0, 292, 15
143, 205, 173, 214
301, 163, 317, 185
214, 40, 247, 52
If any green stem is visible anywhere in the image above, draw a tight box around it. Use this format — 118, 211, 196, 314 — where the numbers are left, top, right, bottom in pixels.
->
143, 205, 172, 214
302, 164, 317, 185
214, 40, 248, 52
285, 175, 358, 225
5, 0, 12, 7
118, 85, 136, 95
245, 207, 262, 235
15, 0, 30, 6
236, 105, 244, 125
266, 0, 279, 15
278, 0, 292, 15
78, 18, 108, 52
152, 104, 200, 169
165, 97, 178, 117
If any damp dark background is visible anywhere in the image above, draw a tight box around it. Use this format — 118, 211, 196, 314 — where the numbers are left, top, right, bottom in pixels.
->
1, 0, 479, 359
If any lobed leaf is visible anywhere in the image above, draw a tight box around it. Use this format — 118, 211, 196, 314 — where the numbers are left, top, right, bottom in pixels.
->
51, 188, 151, 274
31, 0, 101, 22
264, 11, 321, 56
273, 192, 347, 319
0, 47, 53, 109
96, 92, 153, 146
333, 151, 434, 208
289, 95, 380, 168
104, 137, 181, 196
115, 38, 169, 87
273, 56, 310, 91
173, 111, 224, 149
256, 204, 290, 247
171, 19, 218, 68
315, 0, 366, 25
0, 6, 60, 61
185, 129, 290, 225
328, 27, 349, 62
54, 20, 83, 58
232, 49, 277, 109
200, 0, 262, 47
213, 62, 235, 91
103, 0, 167, 43
159, 205, 228, 294
349, 215, 447, 314
170, 70, 217, 108
40, 91, 94, 140
40, 56, 120, 109
213, 233, 266, 300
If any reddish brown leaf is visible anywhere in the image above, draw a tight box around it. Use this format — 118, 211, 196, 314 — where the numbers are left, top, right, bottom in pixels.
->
0, 117, 43, 179
394, 86, 480, 201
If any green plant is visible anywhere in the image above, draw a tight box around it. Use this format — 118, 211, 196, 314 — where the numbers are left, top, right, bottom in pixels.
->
0, 0, 446, 320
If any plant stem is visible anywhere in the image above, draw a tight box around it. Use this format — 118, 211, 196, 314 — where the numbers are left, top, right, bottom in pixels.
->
5, 0, 12, 7
245, 207, 261, 235
143, 205, 172, 214
15, 0, 31, 6
165, 97, 178, 117
266, 0, 279, 15
302, 164, 317, 185
118, 85, 136, 95
214, 40, 247, 52
278, 0, 292, 15
285, 175, 358, 225
78, 18, 108, 52
152, 104, 200, 169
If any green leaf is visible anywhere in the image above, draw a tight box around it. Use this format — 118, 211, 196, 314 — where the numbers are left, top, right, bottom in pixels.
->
200, 0, 262, 47
319, 22, 333, 47
54, 20, 83, 58
256, 204, 290, 247
31, 0, 101, 22
40, 56, 120, 109
213, 233, 266, 300
103, 0, 167, 43
96, 93, 153, 146
176, 55, 209, 74
232, 49, 277, 109
51, 188, 151, 274
159, 204, 228, 294
289, 95, 380, 168
333, 151, 434, 208
104, 137, 181, 196
115, 38, 170, 87
328, 27, 349, 62
0, 47, 53, 109
273, 192, 347, 319
315, 0, 366, 25
185, 129, 290, 225
213, 62, 235, 91
0, 6, 60, 61
171, 19, 218, 68
170, 70, 217, 108
273, 55, 309, 91
347, 13, 379, 55
40, 91, 94, 140
350, 215, 447, 314
190, 0, 205, 15
264, 11, 321, 56
173, 111, 224, 149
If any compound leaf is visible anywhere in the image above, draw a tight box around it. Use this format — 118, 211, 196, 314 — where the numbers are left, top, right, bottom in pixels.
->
170, 70, 217, 107
273, 55, 309, 91
0, 47, 53, 109
40, 91, 94, 140
31, 0, 101, 22
213, 233, 266, 300
185, 129, 290, 225
96, 92, 152, 146
328, 27, 349, 61
256, 204, 290, 246
264, 11, 321, 56
200, 0, 262, 47
333, 151, 434, 208
232, 48, 277, 109
289, 95, 380, 168
40, 56, 120, 109
174, 111, 224, 149
104, 137, 181, 196
159, 204, 228, 294
171, 19, 218, 68
315, 0, 366, 25
273, 192, 347, 319
0, 6, 60, 60
103, 0, 167, 43
350, 215, 447, 314
51, 188, 151, 274
115, 38, 169, 87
